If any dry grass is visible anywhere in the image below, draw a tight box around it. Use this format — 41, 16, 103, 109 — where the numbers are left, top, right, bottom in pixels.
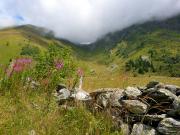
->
83, 75, 180, 91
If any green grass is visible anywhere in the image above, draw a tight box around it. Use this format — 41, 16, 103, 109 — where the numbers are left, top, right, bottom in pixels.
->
0, 87, 122, 135
0, 29, 46, 64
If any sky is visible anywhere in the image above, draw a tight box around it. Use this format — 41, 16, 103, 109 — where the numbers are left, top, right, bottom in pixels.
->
0, 0, 180, 43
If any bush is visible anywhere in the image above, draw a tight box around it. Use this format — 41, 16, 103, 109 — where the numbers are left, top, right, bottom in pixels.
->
20, 45, 40, 58
125, 56, 155, 74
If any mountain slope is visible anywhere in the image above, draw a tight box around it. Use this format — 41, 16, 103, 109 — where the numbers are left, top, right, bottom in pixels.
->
0, 15, 180, 76
0, 25, 81, 64
87, 15, 180, 76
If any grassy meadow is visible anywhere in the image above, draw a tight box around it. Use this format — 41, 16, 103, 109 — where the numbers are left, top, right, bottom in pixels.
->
0, 24, 180, 134
0, 44, 124, 135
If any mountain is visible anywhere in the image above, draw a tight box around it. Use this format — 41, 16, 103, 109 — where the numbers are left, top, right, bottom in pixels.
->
87, 15, 180, 76
0, 15, 180, 76
0, 24, 84, 64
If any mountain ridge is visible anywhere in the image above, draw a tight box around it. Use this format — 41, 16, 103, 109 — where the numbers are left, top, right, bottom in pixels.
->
0, 15, 180, 76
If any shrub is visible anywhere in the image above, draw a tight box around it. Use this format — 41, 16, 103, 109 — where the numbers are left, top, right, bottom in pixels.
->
20, 45, 40, 58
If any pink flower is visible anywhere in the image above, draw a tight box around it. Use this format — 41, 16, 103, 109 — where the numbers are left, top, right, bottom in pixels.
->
77, 68, 84, 77
6, 58, 33, 77
13, 64, 23, 72
16, 58, 32, 65
55, 60, 64, 70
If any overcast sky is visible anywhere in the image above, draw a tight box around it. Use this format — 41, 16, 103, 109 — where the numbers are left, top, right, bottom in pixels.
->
1, 0, 180, 43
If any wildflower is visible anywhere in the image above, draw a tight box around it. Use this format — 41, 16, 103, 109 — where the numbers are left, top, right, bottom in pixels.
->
77, 68, 84, 77
55, 60, 64, 70
6, 58, 32, 77
13, 63, 23, 72
16, 58, 32, 65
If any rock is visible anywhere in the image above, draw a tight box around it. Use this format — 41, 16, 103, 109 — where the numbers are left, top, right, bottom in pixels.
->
173, 96, 180, 109
177, 89, 180, 96
165, 85, 180, 95
110, 90, 124, 107
96, 92, 112, 107
144, 114, 167, 122
155, 82, 165, 89
158, 89, 177, 101
91, 88, 124, 107
120, 123, 130, 135
131, 123, 157, 135
122, 100, 148, 114
138, 86, 147, 91
90, 88, 114, 98
56, 84, 66, 92
142, 88, 157, 95
72, 89, 91, 101
149, 89, 177, 102
146, 81, 159, 89
56, 88, 70, 100
124, 87, 142, 98
157, 118, 180, 135
173, 96, 180, 116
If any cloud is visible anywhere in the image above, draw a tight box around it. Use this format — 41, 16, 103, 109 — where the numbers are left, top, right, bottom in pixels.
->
1, 0, 180, 43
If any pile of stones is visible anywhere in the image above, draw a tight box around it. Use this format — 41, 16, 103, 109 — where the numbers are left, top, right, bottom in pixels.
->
56, 81, 180, 135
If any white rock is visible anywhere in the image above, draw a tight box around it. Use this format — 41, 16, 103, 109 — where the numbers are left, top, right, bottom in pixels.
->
73, 89, 91, 101
124, 87, 142, 98
131, 123, 157, 135
57, 88, 70, 100
122, 100, 148, 114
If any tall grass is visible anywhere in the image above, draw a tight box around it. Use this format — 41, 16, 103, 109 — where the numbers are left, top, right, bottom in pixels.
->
0, 45, 123, 135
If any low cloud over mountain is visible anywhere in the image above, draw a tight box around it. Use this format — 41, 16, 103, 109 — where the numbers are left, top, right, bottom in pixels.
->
1, 0, 180, 43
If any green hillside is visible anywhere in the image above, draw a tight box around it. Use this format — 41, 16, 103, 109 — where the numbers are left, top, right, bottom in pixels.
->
0, 25, 80, 64
87, 15, 180, 77
0, 15, 180, 77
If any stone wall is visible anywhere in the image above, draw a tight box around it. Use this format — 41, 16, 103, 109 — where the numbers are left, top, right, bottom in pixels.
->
56, 81, 180, 135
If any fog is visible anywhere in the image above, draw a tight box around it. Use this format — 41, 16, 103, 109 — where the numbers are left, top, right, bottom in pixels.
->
1, 0, 180, 43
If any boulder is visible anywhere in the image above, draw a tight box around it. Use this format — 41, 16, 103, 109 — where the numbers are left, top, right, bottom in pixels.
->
146, 81, 159, 89
56, 88, 71, 105
148, 89, 177, 102
122, 100, 148, 114
177, 89, 180, 96
120, 123, 130, 135
173, 96, 180, 115
72, 88, 92, 101
90, 88, 113, 98
165, 85, 180, 95
157, 118, 180, 135
131, 123, 157, 135
158, 89, 177, 100
110, 90, 124, 107
56, 88, 70, 100
96, 92, 112, 107
56, 84, 66, 92
137, 86, 147, 91
92, 88, 124, 107
155, 82, 165, 89
124, 87, 142, 98
141, 88, 157, 96
144, 114, 167, 122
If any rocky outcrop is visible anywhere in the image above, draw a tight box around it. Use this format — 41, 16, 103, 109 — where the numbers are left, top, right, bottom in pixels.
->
56, 81, 180, 135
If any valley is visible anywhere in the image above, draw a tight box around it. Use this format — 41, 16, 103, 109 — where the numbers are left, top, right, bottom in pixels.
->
1, 16, 180, 90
